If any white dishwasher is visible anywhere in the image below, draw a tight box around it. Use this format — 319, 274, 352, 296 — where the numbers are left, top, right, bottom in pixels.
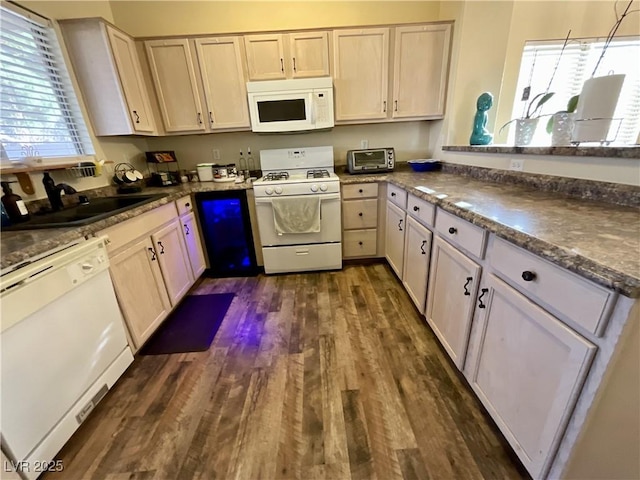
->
0, 236, 133, 480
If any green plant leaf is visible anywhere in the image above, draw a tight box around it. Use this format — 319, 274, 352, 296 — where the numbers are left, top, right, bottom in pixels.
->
527, 92, 555, 118
567, 94, 579, 113
546, 115, 555, 134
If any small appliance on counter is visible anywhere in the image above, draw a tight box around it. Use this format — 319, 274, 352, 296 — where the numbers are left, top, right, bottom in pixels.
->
197, 163, 238, 182
346, 147, 395, 174
146, 151, 180, 187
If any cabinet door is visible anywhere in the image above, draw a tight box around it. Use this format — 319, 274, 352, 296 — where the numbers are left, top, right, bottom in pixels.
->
181, 211, 207, 279
393, 24, 451, 119
402, 216, 432, 314
468, 274, 596, 479
109, 236, 171, 349
425, 236, 481, 369
145, 39, 206, 132
244, 34, 286, 80
385, 200, 406, 279
151, 220, 194, 305
194, 36, 250, 130
106, 26, 155, 133
288, 31, 330, 78
333, 28, 389, 121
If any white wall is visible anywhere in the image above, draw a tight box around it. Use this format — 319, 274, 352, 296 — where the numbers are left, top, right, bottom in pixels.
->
434, 0, 640, 185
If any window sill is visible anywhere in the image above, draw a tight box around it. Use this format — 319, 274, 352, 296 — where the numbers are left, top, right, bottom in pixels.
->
442, 145, 640, 159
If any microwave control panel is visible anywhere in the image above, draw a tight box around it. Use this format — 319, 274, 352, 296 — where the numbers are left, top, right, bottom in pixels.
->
313, 89, 334, 128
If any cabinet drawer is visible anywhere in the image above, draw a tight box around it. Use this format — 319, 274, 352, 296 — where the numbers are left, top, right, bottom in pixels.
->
176, 195, 194, 216
407, 194, 435, 227
343, 198, 378, 229
342, 183, 378, 199
387, 183, 407, 209
435, 209, 486, 259
490, 237, 616, 336
100, 202, 178, 254
343, 229, 377, 257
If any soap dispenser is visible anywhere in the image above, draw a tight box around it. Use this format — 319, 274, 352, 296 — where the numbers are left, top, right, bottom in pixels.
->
1, 181, 30, 223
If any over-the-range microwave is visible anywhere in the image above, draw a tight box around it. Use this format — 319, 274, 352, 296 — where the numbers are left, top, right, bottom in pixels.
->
246, 77, 334, 133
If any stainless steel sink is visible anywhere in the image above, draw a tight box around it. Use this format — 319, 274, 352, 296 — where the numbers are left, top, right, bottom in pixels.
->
4, 194, 166, 230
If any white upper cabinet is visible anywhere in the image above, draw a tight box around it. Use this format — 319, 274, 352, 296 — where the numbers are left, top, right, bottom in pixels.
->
392, 23, 452, 119
60, 19, 156, 136
244, 34, 287, 80
145, 39, 206, 132
288, 31, 330, 78
333, 28, 390, 122
244, 32, 330, 80
194, 37, 250, 130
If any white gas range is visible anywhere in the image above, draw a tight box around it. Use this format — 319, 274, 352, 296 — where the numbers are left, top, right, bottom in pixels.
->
253, 146, 342, 274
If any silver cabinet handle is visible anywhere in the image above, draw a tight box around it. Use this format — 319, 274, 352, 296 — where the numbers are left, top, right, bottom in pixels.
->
209, 112, 214, 124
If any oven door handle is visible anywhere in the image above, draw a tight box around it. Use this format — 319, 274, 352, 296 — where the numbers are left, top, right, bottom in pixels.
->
255, 193, 340, 204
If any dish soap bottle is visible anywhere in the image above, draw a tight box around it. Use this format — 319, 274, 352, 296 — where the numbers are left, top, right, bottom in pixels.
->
1, 181, 30, 223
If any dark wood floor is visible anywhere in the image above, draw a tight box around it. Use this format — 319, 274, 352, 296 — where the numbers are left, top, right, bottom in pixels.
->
44, 262, 528, 480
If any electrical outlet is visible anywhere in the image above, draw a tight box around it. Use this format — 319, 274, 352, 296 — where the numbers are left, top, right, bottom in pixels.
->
212, 149, 221, 161
360, 139, 368, 149
509, 159, 524, 171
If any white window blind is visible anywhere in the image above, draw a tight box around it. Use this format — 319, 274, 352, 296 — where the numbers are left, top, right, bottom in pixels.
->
0, 3, 95, 164
510, 36, 640, 145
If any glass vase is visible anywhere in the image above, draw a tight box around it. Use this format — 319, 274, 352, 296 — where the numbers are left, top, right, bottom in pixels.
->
514, 118, 538, 146
551, 113, 575, 146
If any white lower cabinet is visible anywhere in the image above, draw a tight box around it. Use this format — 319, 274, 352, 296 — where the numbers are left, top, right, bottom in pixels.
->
385, 200, 406, 278
108, 236, 172, 348
466, 274, 596, 479
180, 211, 207, 278
425, 236, 481, 368
402, 216, 432, 313
151, 220, 193, 305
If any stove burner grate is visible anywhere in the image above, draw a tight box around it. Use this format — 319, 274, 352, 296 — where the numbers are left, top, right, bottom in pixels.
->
306, 169, 330, 179
263, 171, 290, 181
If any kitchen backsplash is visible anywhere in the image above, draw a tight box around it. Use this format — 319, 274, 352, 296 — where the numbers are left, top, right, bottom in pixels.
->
145, 121, 433, 171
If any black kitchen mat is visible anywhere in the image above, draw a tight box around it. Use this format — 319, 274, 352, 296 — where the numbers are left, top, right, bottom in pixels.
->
139, 293, 234, 355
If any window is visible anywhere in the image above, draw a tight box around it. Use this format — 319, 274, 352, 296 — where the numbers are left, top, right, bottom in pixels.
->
510, 36, 640, 145
0, 3, 94, 164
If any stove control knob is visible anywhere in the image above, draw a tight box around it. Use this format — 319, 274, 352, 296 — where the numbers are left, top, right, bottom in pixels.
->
275, 186, 283, 195
310, 184, 319, 192
319, 184, 328, 192
265, 187, 274, 195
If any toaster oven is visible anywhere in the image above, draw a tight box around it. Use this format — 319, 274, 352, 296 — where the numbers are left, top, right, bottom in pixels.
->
346, 148, 395, 174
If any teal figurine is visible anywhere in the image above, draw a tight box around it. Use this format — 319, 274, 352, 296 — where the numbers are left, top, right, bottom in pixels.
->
470, 92, 494, 145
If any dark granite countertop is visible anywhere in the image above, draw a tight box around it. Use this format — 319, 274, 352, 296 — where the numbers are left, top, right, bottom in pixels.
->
340, 168, 640, 298
442, 145, 640, 158
0, 181, 251, 272
2, 169, 639, 297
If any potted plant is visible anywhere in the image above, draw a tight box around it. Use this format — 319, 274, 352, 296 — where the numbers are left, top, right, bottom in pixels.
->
499, 91, 555, 146
546, 94, 580, 146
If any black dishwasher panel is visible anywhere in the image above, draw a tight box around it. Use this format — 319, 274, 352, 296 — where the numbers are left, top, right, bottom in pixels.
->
194, 190, 258, 277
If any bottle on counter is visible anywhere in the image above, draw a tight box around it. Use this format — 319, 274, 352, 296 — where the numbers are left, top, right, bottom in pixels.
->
246, 147, 254, 177
1, 203, 12, 228
1, 181, 30, 223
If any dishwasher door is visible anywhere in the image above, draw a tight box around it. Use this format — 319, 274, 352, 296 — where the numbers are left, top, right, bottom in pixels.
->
0, 237, 133, 478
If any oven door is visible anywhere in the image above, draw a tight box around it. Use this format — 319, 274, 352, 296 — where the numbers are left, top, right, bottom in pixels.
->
255, 193, 341, 246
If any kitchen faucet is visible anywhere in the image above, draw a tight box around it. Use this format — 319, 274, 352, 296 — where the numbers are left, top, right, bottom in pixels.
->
42, 172, 77, 211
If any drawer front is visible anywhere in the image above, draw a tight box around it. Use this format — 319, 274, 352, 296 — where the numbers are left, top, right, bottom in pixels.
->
176, 195, 193, 216
262, 243, 342, 274
343, 183, 379, 199
407, 194, 435, 227
100, 202, 178, 254
435, 209, 487, 259
490, 236, 616, 336
387, 183, 407, 209
343, 229, 377, 257
343, 199, 378, 229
